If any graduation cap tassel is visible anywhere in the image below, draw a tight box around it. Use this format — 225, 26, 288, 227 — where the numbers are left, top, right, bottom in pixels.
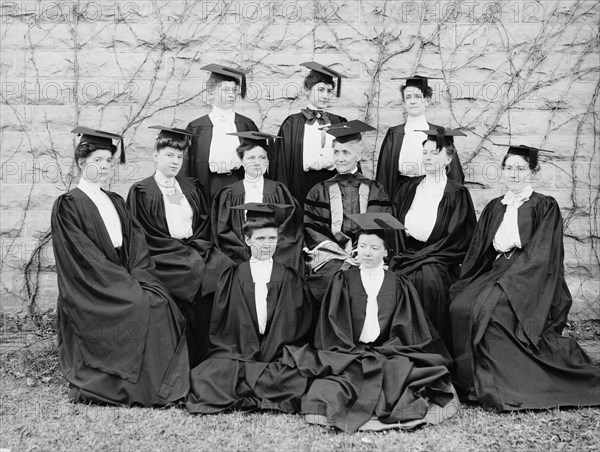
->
373, 218, 398, 258
119, 136, 126, 164
436, 127, 446, 150
240, 74, 247, 100
337, 77, 342, 98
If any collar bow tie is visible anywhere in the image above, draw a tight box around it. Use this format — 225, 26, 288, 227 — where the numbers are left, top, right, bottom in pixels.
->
502, 190, 531, 207
301, 108, 330, 125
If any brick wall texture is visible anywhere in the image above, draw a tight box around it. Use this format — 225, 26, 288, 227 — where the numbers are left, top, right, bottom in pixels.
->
1, 1, 598, 319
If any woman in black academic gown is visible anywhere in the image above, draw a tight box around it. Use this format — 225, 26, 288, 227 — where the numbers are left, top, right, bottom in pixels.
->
51, 127, 189, 406
186, 204, 315, 414
211, 131, 304, 271
182, 64, 259, 198
269, 62, 347, 203
127, 126, 233, 367
376, 76, 465, 198
287, 214, 458, 433
449, 145, 600, 410
390, 128, 476, 351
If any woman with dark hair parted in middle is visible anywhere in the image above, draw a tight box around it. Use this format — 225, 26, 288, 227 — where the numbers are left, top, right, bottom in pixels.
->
389, 127, 477, 352
269, 62, 347, 203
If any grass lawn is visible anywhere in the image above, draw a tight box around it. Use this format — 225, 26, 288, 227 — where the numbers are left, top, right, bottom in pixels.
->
2, 336, 599, 451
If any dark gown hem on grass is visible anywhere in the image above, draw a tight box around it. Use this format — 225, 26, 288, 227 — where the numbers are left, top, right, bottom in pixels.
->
285, 268, 457, 433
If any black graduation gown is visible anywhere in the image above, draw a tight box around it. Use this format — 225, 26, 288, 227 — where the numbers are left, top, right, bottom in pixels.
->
449, 192, 600, 410
303, 172, 391, 302
186, 262, 315, 414
269, 112, 347, 203
389, 177, 477, 350
183, 113, 259, 197
285, 268, 457, 433
210, 178, 304, 272
376, 123, 465, 197
127, 176, 234, 366
51, 188, 189, 406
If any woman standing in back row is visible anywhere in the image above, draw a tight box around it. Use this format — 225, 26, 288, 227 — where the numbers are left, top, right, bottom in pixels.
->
269, 62, 347, 203
376, 76, 465, 198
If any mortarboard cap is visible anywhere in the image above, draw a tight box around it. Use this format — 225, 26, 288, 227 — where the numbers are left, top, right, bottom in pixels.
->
201, 63, 248, 99
227, 131, 281, 151
493, 143, 555, 169
300, 61, 347, 97
348, 213, 405, 256
231, 202, 293, 225
347, 213, 405, 232
417, 126, 466, 149
326, 120, 376, 144
393, 75, 443, 95
149, 125, 192, 141
71, 126, 125, 164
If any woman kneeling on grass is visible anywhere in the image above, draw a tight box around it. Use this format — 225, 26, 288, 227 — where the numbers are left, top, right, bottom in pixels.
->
51, 127, 189, 406
287, 213, 459, 433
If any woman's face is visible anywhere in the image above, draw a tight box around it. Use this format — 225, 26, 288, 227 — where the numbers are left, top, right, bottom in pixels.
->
245, 227, 278, 261
356, 233, 387, 269
155, 146, 184, 178
305, 82, 334, 110
403, 86, 429, 117
333, 140, 362, 174
502, 154, 535, 193
422, 140, 452, 176
78, 149, 115, 183
211, 80, 238, 109
241, 146, 269, 181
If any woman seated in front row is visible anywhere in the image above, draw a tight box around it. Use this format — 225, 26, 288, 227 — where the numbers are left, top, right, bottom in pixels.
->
390, 128, 476, 352
127, 126, 233, 367
210, 131, 304, 272
450, 144, 600, 410
287, 213, 459, 433
186, 203, 315, 414
51, 127, 189, 406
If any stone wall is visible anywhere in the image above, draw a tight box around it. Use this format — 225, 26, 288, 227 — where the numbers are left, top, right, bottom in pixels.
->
1, 0, 598, 318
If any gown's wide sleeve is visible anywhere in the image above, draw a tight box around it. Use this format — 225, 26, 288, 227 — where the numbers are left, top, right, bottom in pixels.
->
210, 187, 251, 263
375, 128, 400, 196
